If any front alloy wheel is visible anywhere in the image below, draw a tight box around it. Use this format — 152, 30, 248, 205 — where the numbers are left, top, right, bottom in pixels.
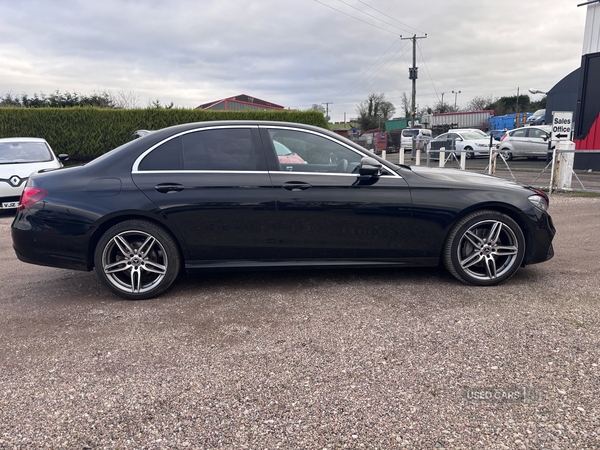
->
444, 210, 525, 285
94, 220, 181, 299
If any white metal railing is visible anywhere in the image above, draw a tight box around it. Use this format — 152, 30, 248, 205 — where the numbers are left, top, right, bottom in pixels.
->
399, 140, 600, 193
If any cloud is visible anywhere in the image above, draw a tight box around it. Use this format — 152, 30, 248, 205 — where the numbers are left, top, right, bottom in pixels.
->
0, 0, 588, 120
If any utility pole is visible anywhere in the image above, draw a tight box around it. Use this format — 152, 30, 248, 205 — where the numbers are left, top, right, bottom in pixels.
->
401, 34, 427, 128
322, 102, 332, 122
452, 90, 461, 109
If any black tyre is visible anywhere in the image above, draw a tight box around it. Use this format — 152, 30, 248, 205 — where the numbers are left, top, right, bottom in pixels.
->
464, 146, 474, 159
94, 220, 181, 300
443, 210, 525, 286
500, 149, 513, 161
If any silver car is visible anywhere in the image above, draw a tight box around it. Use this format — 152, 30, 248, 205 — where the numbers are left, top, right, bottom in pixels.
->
498, 125, 551, 161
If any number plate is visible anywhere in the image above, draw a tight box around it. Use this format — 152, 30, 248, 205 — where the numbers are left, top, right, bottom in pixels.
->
1, 202, 19, 209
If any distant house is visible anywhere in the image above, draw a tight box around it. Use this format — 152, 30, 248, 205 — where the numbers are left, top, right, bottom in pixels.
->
196, 94, 284, 111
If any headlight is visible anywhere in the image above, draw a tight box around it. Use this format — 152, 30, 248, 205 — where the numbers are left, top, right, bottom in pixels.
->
528, 194, 548, 212
476, 143, 488, 147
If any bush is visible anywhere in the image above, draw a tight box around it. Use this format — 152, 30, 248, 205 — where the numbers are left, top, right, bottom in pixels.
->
0, 108, 329, 161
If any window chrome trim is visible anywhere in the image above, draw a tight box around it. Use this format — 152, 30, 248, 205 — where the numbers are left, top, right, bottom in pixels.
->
260, 125, 401, 178
132, 170, 269, 175
131, 169, 399, 178
132, 125, 258, 173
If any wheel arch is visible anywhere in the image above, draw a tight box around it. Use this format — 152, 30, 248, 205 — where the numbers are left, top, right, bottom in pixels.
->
86, 212, 187, 270
441, 203, 534, 264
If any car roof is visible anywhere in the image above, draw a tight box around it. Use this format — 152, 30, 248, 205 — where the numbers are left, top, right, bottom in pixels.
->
0, 137, 49, 143
447, 128, 484, 133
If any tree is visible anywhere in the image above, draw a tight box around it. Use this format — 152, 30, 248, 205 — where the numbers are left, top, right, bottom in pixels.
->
356, 93, 396, 131
308, 104, 329, 121
0, 89, 166, 109
0, 92, 21, 107
400, 92, 410, 118
309, 104, 325, 114
432, 101, 455, 114
464, 95, 495, 112
490, 95, 531, 115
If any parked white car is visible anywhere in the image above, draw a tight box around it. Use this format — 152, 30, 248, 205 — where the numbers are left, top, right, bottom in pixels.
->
0, 138, 66, 210
401, 128, 432, 151
498, 125, 551, 160
428, 129, 493, 159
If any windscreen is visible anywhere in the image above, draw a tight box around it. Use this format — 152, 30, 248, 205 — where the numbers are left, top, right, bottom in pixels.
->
402, 130, 420, 137
0, 142, 53, 164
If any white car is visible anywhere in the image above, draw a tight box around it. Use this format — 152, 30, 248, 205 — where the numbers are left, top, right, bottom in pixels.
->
0, 138, 66, 210
428, 129, 493, 159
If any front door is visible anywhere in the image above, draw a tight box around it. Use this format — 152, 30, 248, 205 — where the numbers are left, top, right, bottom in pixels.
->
260, 126, 413, 261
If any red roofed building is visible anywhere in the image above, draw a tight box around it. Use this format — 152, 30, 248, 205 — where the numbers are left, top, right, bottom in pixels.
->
196, 94, 284, 112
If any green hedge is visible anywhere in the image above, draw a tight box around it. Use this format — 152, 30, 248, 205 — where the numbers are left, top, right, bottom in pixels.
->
0, 108, 329, 161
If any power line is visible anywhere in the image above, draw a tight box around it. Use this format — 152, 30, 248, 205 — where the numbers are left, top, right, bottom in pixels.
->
332, 36, 401, 101
313, 0, 400, 35
416, 39, 440, 103
338, 0, 411, 34
356, 0, 426, 35
340, 41, 410, 99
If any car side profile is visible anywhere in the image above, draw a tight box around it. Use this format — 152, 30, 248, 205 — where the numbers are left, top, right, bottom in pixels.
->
12, 121, 555, 300
428, 129, 493, 159
498, 125, 552, 160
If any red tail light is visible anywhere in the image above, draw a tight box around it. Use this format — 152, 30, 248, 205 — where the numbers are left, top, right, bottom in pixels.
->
18, 187, 48, 211
500, 133, 507, 141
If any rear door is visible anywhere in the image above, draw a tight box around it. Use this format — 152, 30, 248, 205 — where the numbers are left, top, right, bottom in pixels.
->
507, 128, 528, 156
131, 126, 278, 262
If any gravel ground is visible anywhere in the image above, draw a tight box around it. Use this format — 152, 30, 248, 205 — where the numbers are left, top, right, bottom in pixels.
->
0, 194, 599, 449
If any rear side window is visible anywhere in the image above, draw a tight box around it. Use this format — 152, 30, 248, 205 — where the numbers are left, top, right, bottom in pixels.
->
138, 128, 256, 171
139, 137, 183, 171
511, 129, 527, 138
183, 129, 256, 171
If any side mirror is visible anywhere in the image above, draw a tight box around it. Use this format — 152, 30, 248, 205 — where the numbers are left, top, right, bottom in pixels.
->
58, 154, 69, 162
542, 135, 549, 141
359, 156, 382, 177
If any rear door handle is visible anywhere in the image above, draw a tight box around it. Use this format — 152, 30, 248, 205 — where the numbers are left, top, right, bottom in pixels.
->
155, 183, 185, 193
282, 181, 312, 191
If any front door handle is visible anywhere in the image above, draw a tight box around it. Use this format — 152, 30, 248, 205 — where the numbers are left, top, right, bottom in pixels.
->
155, 183, 185, 193
282, 181, 312, 191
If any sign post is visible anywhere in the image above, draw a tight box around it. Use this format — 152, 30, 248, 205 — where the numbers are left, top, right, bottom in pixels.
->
549, 111, 574, 192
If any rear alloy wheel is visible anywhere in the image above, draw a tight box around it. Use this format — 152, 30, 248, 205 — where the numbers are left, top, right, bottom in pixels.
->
500, 149, 513, 161
443, 210, 525, 286
94, 220, 181, 300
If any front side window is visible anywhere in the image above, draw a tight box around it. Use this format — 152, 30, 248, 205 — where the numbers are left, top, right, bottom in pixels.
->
267, 129, 362, 173
528, 128, 548, 139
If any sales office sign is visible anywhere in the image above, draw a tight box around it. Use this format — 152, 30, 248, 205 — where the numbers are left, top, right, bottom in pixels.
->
551, 111, 573, 141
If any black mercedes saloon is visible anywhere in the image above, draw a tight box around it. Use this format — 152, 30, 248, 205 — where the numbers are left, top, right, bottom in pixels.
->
11, 121, 555, 299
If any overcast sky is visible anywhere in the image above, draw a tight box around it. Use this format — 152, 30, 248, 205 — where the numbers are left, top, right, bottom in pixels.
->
0, 0, 589, 122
